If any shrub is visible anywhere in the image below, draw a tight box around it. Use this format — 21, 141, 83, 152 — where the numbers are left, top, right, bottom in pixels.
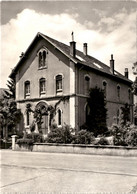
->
109, 124, 127, 146
26, 132, 43, 143
47, 124, 73, 144
72, 130, 95, 144
95, 137, 109, 145
16, 130, 24, 138
125, 125, 137, 147
30, 121, 35, 132
85, 87, 108, 137
109, 123, 137, 147
16, 138, 34, 146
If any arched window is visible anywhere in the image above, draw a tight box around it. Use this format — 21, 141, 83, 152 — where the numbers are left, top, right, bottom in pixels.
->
38, 49, 47, 68
56, 75, 62, 93
85, 104, 90, 124
117, 85, 120, 98
102, 81, 107, 97
39, 52, 43, 68
26, 111, 30, 126
58, 109, 62, 125
24, 81, 30, 98
84, 75, 90, 95
39, 78, 46, 95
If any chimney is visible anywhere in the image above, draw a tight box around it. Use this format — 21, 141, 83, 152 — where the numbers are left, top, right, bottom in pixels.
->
125, 68, 128, 78
110, 54, 114, 74
83, 43, 87, 55
70, 41, 76, 57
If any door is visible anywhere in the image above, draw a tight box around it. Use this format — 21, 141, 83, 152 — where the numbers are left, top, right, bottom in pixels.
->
41, 115, 48, 135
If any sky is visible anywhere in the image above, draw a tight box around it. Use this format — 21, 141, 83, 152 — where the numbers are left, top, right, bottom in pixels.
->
1, 0, 137, 88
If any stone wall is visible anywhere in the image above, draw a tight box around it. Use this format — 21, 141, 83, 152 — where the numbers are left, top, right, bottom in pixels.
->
15, 143, 137, 157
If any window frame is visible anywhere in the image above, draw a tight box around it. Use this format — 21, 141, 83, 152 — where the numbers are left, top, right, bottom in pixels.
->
39, 78, 46, 95
56, 74, 63, 93
128, 88, 131, 101
38, 47, 48, 69
85, 103, 90, 124
58, 109, 62, 126
117, 84, 121, 98
84, 75, 90, 95
26, 111, 30, 126
102, 80, 107, 97
24, 81, 30, 98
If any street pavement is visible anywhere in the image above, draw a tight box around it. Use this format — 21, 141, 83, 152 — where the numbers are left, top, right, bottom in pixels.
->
0, 150, 137, 194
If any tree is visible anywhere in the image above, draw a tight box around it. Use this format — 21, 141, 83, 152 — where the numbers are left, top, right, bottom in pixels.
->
86, 87, 108, 137
0, 98, 22, 140
4, 79, 15, 99
119, 103, 130, 128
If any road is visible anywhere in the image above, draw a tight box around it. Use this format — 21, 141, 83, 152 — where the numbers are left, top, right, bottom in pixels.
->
1, 150, 137, 193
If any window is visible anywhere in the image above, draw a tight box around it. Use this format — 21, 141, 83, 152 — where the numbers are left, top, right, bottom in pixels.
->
25, 81, 30, 98
117, 85, 120, 98
128, 89, 131, 100
38, 49, 47, 68
40, 78, 46, 95
26, 111, 30, 126
103, 81, 107, 97
85, 104, 90, 123
117, 109, 120, 124
84, 75, 90, 95
58, 109, 62, 125
56, 75, 62, 93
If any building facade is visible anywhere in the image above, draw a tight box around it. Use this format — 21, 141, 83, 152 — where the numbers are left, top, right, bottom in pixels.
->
10, 32, 133, 134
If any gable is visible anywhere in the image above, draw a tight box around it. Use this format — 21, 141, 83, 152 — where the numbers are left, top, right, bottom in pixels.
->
15, 37, 72, 100
10, 32, 132, 85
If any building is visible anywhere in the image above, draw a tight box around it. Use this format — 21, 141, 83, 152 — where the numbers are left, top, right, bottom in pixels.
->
9, 32, 133, 135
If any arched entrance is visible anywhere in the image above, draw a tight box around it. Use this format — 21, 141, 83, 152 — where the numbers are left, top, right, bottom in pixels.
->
35, 101, 49, 135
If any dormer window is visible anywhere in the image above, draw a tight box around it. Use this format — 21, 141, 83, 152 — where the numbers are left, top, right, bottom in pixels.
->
24, 81, 30, 98
38, 48, 48, 68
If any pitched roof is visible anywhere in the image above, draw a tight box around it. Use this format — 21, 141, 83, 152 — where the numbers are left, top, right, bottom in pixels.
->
9, 32, 132, 84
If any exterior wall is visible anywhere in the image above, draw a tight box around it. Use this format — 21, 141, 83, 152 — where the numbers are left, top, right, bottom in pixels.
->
16, 39, 70, 100
15, 143, 137, 157
77, 66, 133, 127
18, 98, 70, 131
15, 38, 75, 129
14, 37, 133, 131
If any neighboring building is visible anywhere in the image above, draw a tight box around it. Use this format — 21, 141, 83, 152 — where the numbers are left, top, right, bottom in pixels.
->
132, 62, 137, 125
9, 32, 133, 134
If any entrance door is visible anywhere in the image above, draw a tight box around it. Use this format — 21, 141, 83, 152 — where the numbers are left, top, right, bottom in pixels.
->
41, 115, 48, 135
35, 101, 49, 135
